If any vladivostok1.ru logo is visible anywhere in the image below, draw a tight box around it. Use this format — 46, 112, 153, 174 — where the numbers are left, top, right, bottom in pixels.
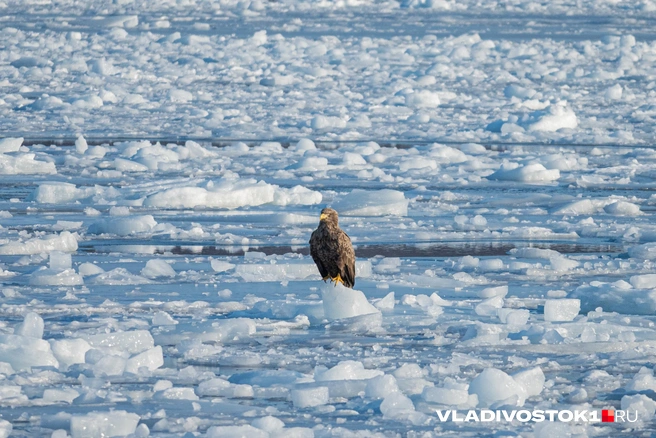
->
435, 409, 638, 423
601, 409, 639, 423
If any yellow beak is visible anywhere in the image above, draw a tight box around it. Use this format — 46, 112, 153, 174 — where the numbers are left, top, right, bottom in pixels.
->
320, 213, 328, 221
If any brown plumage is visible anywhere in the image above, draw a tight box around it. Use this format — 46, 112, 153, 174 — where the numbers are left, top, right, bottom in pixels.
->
309, 208, 356, 288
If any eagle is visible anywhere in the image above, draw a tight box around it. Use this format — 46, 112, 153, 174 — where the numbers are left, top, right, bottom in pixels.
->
309, 208, 356, 288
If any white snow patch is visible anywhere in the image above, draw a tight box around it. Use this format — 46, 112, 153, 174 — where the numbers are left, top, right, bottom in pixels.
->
0, 334, 59, 371
30, 267, 83, 286
296, 156, 329, 171
321, 283, 380, 321
526, 103, 578, 132
504, 84, 536, 99
333, 189, 409, 216
294, 138, 317, 152
88, 268, 151, 285
380, 391, 416, 419
291, 386, 330, 408
70, 411, 140, 438
0, 420, 11, 438
236, 263, 316, 281
510, 247, 563, 260
605, 84, 623, 100
399, 157, 437, 172
141, 259, 176, 278
422, 386, 471, 406
273, 185, 322, 206
145, 179, 320, 209
626, 367, 656, 393
50, 338, 91, 370
0, 231, 78, 255
629, 274, 656, 289
84, 330, 154, 355
0, 153, 56, 175
169, 89, 193, 103
75, 135, 88, 154
88, 215, 157, 236
620, 394, 656, 424
210, 259, 235, 272
469, 368, 526, 407
538, 153, 588, 171
629, 243, 656, 260
479, 285, 508, 299
251, 417, 287, 435
573, 281, 656, 315
125, 346, 164, 374
78, 263, 105, 277
0, 137, 23, 153
311, 115, 346, 130
43, 388, 79, 404
30, 182, 83, 204
144, 181, 273, 209
475, 296, 504, 316
365, 374, 400, 399
430, 144, 469, 163
206, 425, 269, 438
604, 201, 641, 216
374, 292, 395, 310
544, 299, 580, 322
550, 256, 579, 272
315, 360, 383, 382
488, 163, 559, 183
197, 318, 257, 344
152, 311, 178, 326
49, 251, 71, 270
115, 157, 148, 172
404, 90, 440, 108
15, 312, 44, 339
497, 308, 530, 325
511, 367, 545, 398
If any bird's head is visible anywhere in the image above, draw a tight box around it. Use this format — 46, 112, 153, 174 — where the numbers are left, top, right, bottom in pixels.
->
319, 208, 339, 225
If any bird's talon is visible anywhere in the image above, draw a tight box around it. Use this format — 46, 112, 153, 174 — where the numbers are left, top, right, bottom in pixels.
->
331, 274, 344, 286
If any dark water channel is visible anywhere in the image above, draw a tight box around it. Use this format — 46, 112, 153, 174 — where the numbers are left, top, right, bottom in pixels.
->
79, 239, 622, 258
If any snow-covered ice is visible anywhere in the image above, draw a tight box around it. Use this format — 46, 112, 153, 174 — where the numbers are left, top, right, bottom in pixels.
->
334, 189, 409, 217
70, 411, 139, 438
543, 299, 581, 322
322, 283, 380, 321
14, 312, 44, 339
1, 0, 656, 436
291, 386, 329, 408
489, 163, 560, 183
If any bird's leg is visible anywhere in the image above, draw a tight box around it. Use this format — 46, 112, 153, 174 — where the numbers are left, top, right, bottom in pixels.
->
331, 274, 344, 286
322, 276, 330, 283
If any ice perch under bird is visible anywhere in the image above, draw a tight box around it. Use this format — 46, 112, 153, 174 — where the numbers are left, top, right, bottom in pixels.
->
309, 208, 356, 288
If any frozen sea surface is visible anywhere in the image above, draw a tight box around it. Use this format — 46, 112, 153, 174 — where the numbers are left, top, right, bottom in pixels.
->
2, 136, 656, 436
2, 0, 656, 437
2, 0, 656, 144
